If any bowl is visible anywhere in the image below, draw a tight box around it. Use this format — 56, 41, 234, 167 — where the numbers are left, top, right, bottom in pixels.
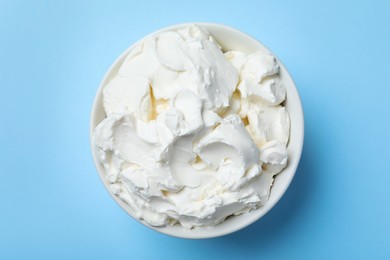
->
90, 22, 304, 239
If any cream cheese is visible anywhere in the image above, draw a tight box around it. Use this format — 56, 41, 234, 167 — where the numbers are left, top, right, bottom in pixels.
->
93, 25, 290, 228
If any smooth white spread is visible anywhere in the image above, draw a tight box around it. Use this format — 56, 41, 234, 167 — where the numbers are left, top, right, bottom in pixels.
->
93, 25, 290, 228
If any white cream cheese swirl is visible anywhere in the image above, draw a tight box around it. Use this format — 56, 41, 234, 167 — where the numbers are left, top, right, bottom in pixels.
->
93, 25, 290, 228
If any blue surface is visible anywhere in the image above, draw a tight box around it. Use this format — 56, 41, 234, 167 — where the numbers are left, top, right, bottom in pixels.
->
1, 0, 390, 259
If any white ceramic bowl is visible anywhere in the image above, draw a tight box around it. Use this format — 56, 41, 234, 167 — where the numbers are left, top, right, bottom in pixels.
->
90, 22, 304, 239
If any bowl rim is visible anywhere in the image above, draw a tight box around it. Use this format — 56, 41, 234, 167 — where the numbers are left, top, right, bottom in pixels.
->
90, 22, 304, 239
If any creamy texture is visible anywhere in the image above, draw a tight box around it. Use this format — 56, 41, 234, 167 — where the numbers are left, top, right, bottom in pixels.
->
93, 25, 290, 228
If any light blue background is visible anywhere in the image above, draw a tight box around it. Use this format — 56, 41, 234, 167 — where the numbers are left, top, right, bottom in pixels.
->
1, 0, 389, 259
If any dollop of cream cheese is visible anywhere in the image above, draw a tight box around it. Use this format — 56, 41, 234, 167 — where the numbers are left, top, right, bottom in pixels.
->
93, 25, 290, 228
